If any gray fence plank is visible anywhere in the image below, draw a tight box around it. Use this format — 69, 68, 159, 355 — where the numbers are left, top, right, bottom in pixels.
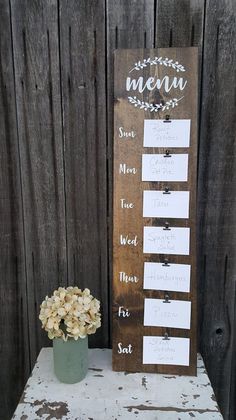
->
59, 0, 108, 347
155, 0, 205, 105
10, 0, 67, 363
106, 0, 155, 346
198, 1, 236, 419
0, 1, 30, 418
156, 0, 205, 47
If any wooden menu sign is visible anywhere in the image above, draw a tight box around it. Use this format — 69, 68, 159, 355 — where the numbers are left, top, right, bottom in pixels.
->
112, 48, 198, 375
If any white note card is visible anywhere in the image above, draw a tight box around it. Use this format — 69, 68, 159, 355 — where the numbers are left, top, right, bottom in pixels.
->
143, 119, 191, 148
143, 226, 190, 255
142, 154, 188, 182
143, 336, 190, 366
143, 190, 190, 218
144, 298, 191, 329
143, 262, 191, 293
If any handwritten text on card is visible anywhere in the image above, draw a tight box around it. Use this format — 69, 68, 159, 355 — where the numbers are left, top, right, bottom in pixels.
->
144, 298, 191, 329
143, 190, 190, 218
142, 154, 188, 182
143, 226, 190, 255
143, 119, 191, 148
143, 262, 191, 293
143, 336, 190, 366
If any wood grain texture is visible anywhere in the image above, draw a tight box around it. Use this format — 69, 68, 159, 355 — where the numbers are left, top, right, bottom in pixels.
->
59, 0, 108, 347
197, 1, 236, 419
106, 0, 155, 348
0, 1, 30, 418
155, 0, 205, 107
13, 349, 223, 420
10, 0, 67, 363
155, 0, 205, 48
112, 48, 198, 375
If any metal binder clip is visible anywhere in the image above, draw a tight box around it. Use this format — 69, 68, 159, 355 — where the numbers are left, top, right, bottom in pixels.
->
163, 332, 170, 340
163, 187, 171, 194
163, 293, 171, 303
163, 114, 171, 123
163, 222, 171, 230
164, 150, 171, 157
162, 258, 170, 267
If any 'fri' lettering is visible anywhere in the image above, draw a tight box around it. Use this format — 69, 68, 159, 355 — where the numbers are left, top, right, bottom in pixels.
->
118, 306, 130, 317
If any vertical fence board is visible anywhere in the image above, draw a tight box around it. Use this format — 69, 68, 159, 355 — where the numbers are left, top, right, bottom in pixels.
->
106, 0, 155, 346
156, 0, 205, 47
10, 0, 67, 363
0, 1, 29, 418
198, 1, 236, 418
59, 0, 108, 347
155, 0, 205, 110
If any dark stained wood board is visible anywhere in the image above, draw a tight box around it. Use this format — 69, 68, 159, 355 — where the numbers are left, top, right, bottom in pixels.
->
112, 48, 198, 375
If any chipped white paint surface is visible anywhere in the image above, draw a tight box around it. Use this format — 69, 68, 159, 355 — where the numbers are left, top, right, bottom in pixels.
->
13, 349, 223, 420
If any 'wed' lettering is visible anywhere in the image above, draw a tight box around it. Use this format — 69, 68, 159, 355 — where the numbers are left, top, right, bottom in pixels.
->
120, 235, 138, 246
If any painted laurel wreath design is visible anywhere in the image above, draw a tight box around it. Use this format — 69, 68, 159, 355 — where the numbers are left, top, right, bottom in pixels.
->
128, 56, 185, 112
128, 96, 184, 112
129, 57, 186, 73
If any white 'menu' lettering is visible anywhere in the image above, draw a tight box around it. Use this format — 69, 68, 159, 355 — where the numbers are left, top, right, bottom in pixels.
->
126, 76, 144, 92
126, 76, 187, 93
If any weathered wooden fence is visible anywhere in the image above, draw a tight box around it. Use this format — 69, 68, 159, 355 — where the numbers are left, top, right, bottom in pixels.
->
0, 1, 235, 419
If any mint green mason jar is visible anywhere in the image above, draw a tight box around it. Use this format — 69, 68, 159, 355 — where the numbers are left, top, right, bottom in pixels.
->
53, 336, 88, 383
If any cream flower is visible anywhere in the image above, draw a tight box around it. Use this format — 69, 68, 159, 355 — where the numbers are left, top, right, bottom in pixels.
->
39, 286, 101, 341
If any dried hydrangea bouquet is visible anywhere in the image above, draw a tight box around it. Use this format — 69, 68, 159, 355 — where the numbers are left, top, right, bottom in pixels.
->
39, 286, 101, 383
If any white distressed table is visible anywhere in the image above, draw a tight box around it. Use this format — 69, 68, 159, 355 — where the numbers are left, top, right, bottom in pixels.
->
13, 349, 223, 420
